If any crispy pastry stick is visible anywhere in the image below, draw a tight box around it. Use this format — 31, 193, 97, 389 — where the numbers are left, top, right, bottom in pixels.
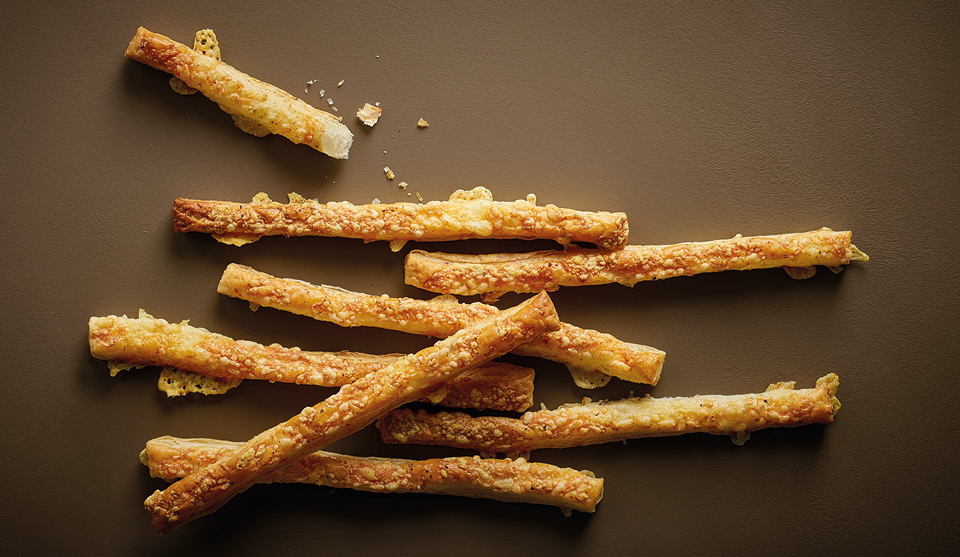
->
88, 311, 535, 411
404, 228, 870, 298
124, 27, 353, 158
378, 374, 841, 454
218, 263, 665, 387
144, 291, 559, 533
142, 436, 603, 514
173, 187, 629, 250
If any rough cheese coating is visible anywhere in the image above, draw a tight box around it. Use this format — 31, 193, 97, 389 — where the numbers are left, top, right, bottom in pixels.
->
378, 374, 841, 454
143, 291, 560, 533
217, 263, 665, 386
404, 228, 869, 298
124, 27, 353, 158
173, 187, 629, 250
142, 436, 603, 513
88, 311, 534, 411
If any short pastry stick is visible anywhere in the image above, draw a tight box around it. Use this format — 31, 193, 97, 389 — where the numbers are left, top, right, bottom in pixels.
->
142, 436, 603, 513
218, 263, 665, 387
173, 187, 629, 250
88, 311, 535, 411
378, 374, 841, 454
144, 291, 560, 533
124, 27, 353, 159
404, 228, 869, 298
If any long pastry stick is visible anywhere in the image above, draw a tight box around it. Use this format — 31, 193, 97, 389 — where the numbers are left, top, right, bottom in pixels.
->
88, 311, 535, 411
144, 291, 559, 533
173, 187, 629, 250
217, 263, 665, 387
404, 228, 870, 299
142, 436, 603, 514
124, 27, 353, 159
378, 374, 841, 454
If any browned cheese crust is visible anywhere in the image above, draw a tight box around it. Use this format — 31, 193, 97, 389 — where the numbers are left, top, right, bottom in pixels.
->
142, 436, 603, 513
124, 27, 352, 158
378, 374, 841, 454
143, 291, 560, 533
217, 263, 665, 386
172, 187, 628, 250
404, 228, 870, 298
88, 312, 534, 411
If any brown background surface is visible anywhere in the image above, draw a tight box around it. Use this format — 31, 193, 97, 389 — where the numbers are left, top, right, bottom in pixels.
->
2, 1, 958, 554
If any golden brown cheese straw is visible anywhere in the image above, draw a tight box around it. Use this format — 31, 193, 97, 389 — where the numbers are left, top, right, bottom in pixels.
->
124, 27, 353, 158
142, 436, 603, 513
217, 263, 665, 386
87, 312, 534, 411
404, 228, 870, 297
378, 374, 841, 454
144, 291, 560, 533
173, 187, 628, 250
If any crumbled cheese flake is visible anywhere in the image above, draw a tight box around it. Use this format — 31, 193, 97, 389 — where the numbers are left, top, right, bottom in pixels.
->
398, 181, 408, 191
416, 192, 424, 201
327, 98, 334, 105
337, 79, 344, 87
417, 118, 429, 128
319, 89, 325, 97
384, 167, 395, 180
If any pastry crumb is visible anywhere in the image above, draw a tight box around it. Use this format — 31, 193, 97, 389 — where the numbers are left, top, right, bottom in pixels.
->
416, 192, 424, 202
357, 103, 382, 126
398, 181, 408, 191
384, 167, 395, 180
417, 118, 429, 128
337, 79, 345, 87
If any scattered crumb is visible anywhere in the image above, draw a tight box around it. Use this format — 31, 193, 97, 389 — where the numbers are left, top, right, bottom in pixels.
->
398, 181, 408, 191
407, 192, 412, 196
416, 192, 423, 202
332, 107, 339, 112
372, 198, 381, 204
337, 79, 345, 87
356, 103, 382, 126
417, 118, 429, 128
384, 167, 395, 180
375, 101, 381, 107
327, 98, 334, 105
319, 89, 325, 97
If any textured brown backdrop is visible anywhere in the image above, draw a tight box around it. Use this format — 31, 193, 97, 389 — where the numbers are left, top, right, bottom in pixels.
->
2, 1, 958, 554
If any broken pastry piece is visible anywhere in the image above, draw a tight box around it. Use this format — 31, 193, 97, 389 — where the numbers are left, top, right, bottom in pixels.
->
124, 27, 353, 158
142, 436, 603, 514
404, 228, 869, 298
218, 263, 666, 387
172, 187, 629, 251
88, 311, 535, 411
144, 291, 560, 533
357, 103, 382, 126
378, 374, 841, 454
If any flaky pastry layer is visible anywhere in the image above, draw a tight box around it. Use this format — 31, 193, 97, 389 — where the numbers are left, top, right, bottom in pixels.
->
378, 374, 841, 454
218, 263, 665, 386
173, 187, 628, 250
88, 311, 534, 411
144, 291, 560, 533
124, 27, 352, 158
404, 228, 869, 298
143, 436, 602, 513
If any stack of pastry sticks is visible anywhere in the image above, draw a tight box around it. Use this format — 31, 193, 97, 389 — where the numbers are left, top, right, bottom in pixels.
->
90, 185, 866, 533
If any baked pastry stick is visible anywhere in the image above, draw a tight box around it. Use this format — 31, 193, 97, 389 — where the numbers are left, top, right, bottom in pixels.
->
124, 27, 353, 159
404, 228, 870, 298
378, 374, 841, 454
144, 291, 559, 533
142, 436, 603, 514
88, 311, 535, 411
218, 263, 665, 387
173, 187, 629, 250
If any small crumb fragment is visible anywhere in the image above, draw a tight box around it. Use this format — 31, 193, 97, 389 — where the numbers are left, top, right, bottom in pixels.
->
319, 89, 325, 97
372, 198, 381, 204
327, 98, 334, 105
357, 103, 382, 126
417, 118, 429, 128
375, 101, 381, 107
332, 107, 339, 112
398, 181, 408, 191
337, 79, 345, 87
416, 192, 424, 202
384, 167, 395, 180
